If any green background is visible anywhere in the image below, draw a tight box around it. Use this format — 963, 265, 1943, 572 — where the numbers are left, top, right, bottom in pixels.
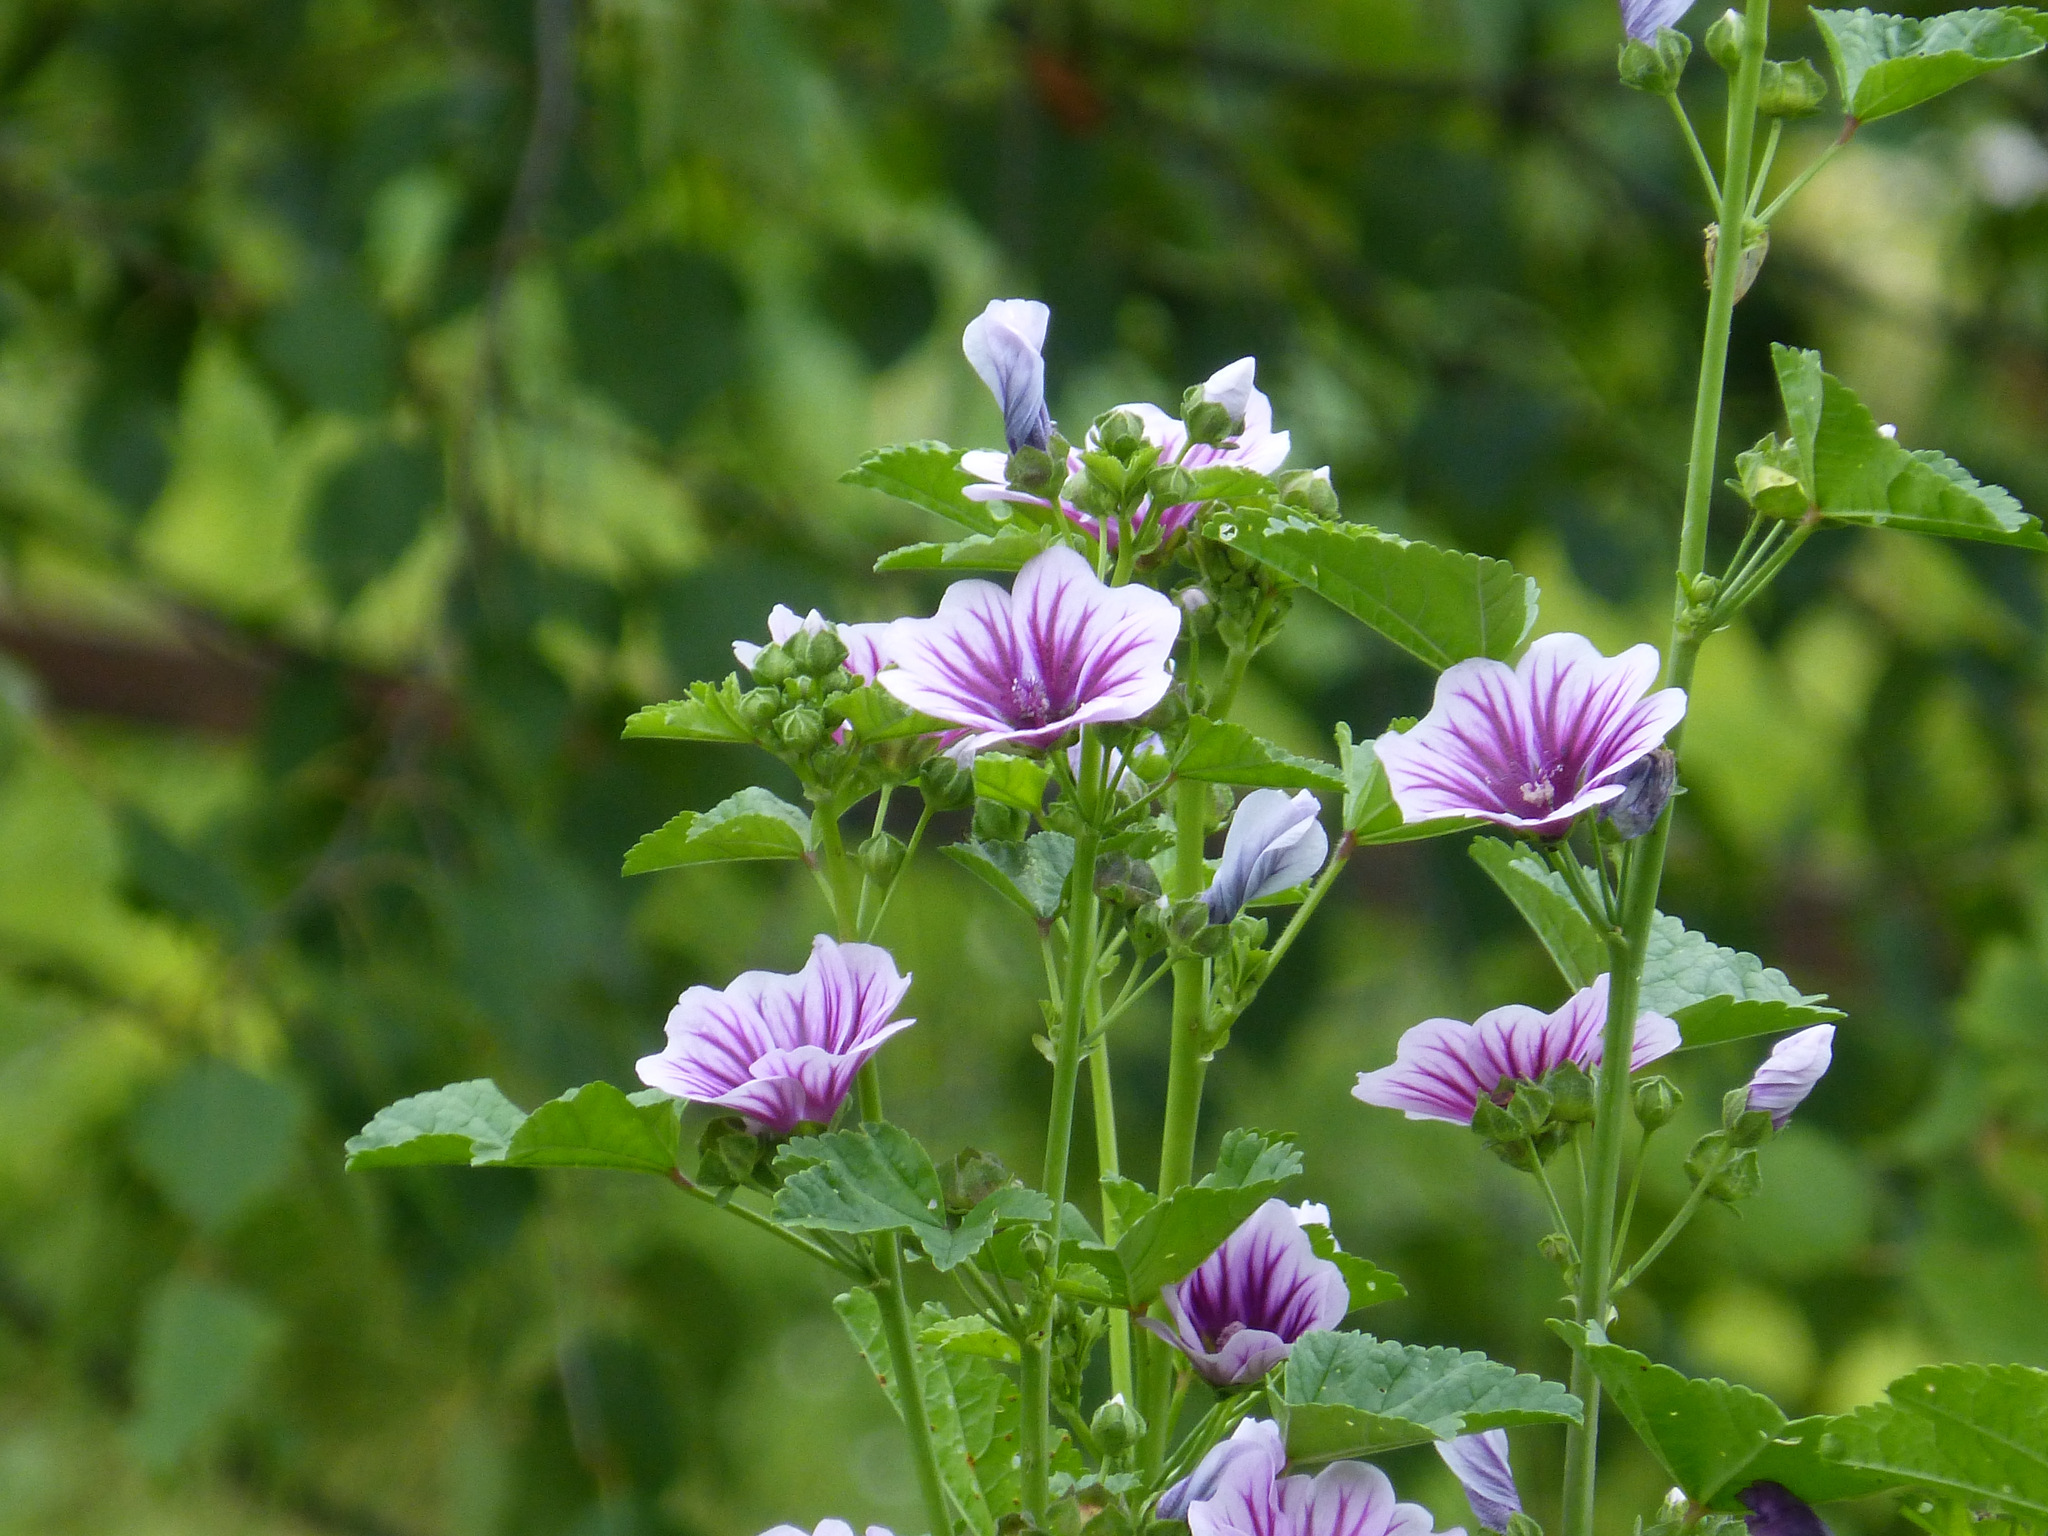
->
0, 0, 2042, 1532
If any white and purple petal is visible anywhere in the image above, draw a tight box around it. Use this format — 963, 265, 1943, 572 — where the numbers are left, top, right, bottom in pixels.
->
1437, 1432, 1520, 1533
1188, 1444, 1457, 1536
1621, 0, 1693, 42
1207, 788, 1331, 922
732, 604, 891, 683
1744, 1024, 1834, 1129
760, 1523, 894, 1536
963, 299, 1053, 453
1160, 1418, 1288, 1522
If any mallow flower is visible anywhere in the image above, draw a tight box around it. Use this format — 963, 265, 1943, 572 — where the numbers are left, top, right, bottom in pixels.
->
963, 356, 1294, 544
879, 546, 1180, 755
733, 604, 890, 682
1207, 788, 1331, 923
1374, 633, 1687, 841
1183, 1418, 1458, 1536
761, 1524, 894, 1536
1621, 0, 1693, 42
1142, 1198, 1350, 1388
1744, 1024, 1835, 1128
1352, 975, 1681, 1126
636, 935, 915, 1136
1436, 1432, 1520, 1533
962, 298, 1053, 453
1159, 1418, 1287, 1522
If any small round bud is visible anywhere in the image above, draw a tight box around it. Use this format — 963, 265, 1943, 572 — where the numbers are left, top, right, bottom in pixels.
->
1147, 464, 1198, 506
919, 755, 976, 812
1757, 57, 1828, 118
1094, 409, 1148, 460
1274, 468, 1339, 517
940, 1147, 1017, 1214
1735, 433, 1811, 520
1538, 1231, 1574, 1267
1181, 392, 1233, 447
1090, 1395, 1147, 1458
858, 831, 907, 886
1128, 899, 1170, 955
1094, 851, 1163, 909
1618, 26, 1692, 93
776, 706, 827, 755
1167, 897, 1212, 946
737, 686, 783, 733
972, 799, 1030, 843
1006, 445, 1059, 494
789, 627, 848, 677
1705, 8, 1746, 70
1632, 1075, 1683, 1131
1176, 586, 1212, 614
1018, 1228, 1057, 1269
751, 644, 795, 686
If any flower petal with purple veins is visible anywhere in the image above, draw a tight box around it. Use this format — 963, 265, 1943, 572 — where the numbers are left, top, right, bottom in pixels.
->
1353, 975, 1681, 1125
1437, 1432, 1521, 1533
879, 547, 1180, 756
1141, 1198, 1350, 1388
1744, 1024, 1835, 1129
636, 935, 915, 1135
1159, 1418, 1288, 1521
1206, 788, 1331, 922
1621, 0, 1694, 42
963, 299, 1053, 453
1187, 1437, 1458, 1536
732, 604, 891, 682
1374, 633, 1688, 839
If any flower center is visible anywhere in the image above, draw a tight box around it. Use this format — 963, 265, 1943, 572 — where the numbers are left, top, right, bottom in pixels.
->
1008, 676, 1052, 726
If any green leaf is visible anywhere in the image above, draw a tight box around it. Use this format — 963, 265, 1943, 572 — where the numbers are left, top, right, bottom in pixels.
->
1468, 839, 1605, 990
495, 1081, 679, 1175
920, 1312, 1022, 1364
1822, 1363, 2048, 1522
1639, 915, 1844, 1048
842, 441, 1000, 535
623, 787, 813, 875
1200, 1127, 1306, 1189
1279, 1331, 1582, 1464
1175, 718, 1343, 793
875, 530, 1051, 572
1115, 1181, 1290, 1306
835, 684, 950, 742
1301, 1222, 1407, 1311
773, 1122, 1026, 1271
344, 1079, 527, 1169
944, 833, 1076, 923
1768, 344, 2045, 549
1811, 8, 2045, 122
974, 752, 1053, 813
1215, 509, 1538, 670
1187, 465, 1283, 502
621, 678, 753, 743
1100, 1174, 1158, 1232
1337, 724, 1480, 845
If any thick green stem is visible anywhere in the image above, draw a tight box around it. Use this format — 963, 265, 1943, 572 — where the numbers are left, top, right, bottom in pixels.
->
1559, 10, 1768, 1536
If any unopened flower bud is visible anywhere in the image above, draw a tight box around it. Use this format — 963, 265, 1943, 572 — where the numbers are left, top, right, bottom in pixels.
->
697, 1114, 768, 1187
1545, 1062, 1596, 1125
777, 706, 827, 755
1065, 464, 1121, 520
1734, 432, 1810, 520
1018, 1227, 1056, 1270
1094, 851, 1163, 909
1633, 1075, 1682, 1131
788, 627, 848, 677
1096, 409, 1148, 460
1602, 748, 1678, 840
919, 755, 976, 812
1722, 1084, 1777, 1148
973, 799, 1030, 842
751, 644, 796, 686
1007, 444, 1060, 494
1619, 26, 1692, 92
1705, 8, 1746, 70
1507, 1081, 1554, 1135
1538, 1231, 1575, 1268
1181, 389, 1233, 447
1129, 899, 1170, 955
1274, 467, 1339, 517
940, 1146, 1017, 1214
737, 686, 783, 733
1090, 1394, 1147, 1458
1167, 896, 1212, 946
1147, 464, 1198, 507
858, 831, 907, 885
1177, 585, 1212, 614
1757, 58, 1828, 117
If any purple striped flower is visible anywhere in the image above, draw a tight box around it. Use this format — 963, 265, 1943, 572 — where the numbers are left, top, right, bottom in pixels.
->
1184, 1424, 1455, 1536
733, 604, 890, 682
636, 935, 915, 1136
1352, 975, 1681, 1126
878, 546, 1181, 756
1436, 1432, 1520, 1533
1745, 1025, 1835, 1129
1160, 1419, 1287, 1522
761, 1524, 894, 1536
1374, 634, 1688, 841
1622, 0, 1694, 42
1207, 789, 1331, 922
963, 357, 1294, 544
963, 299, 1053, 453
1142, 1198, 1350, 1388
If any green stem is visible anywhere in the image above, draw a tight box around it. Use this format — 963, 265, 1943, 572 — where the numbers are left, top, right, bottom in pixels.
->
1529, 1149, 1581, 1264
1561, 9, 1768, 1535
1613, 1123, 1658, 1267
862, 804, 935, 941
1746, 119, 1783, 220
667, 1173, 868, 1277
1756, 121, 1855, 228
1090, 1020, 1135, 1402
1112, 508, 1138, 586
1261, 835, 1352, 975
1665, 91, 1722, 205
1614, 1161, 1720, 1293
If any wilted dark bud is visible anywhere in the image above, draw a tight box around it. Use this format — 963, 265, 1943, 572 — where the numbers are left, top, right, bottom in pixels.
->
697, 1115, 768, 1187
1094, 851, 1163, 909
1007, 444, 1060, 495
1274, 468, 1339, 517
1090, 1395, 1147, 1458
973, 799, 1031, 842
995, 1516, 1042, 1536
751, 644, 796, 687
1181, 388, 1233, 447
1633, 1075, 1683, 1131
1705, 8, 1746, 70
1704, 221, 1770, 302
737, 686, 783, 733
787, 627, 848, 677
858, 831, 907, 886
1733, 432, 1810, 520
1619, 26, 1692, 93
1095, 409, 1148, 461
1602, 748, 1678, 840
1545, 1062, 1597, 1125
920, 755, 976, 812
777, 706, 827, 755
1757, 58, 1828, 118
940, 1147, 1017, 1214
1129, 900, 1170, 955
1722, 1086, 1776, 1148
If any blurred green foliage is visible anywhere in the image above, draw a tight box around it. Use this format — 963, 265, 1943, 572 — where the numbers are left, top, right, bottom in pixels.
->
0, 0, 2045, 1533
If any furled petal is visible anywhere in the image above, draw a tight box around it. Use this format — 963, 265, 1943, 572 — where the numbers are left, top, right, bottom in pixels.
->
1621, 0, 1694, 42
1736, 1482, 1830, 1536
1437, 1432, 1521, 1533
879, 547, 1180, 755
636, 935, 915, 1135
1206, 788, 1331, 922
963, 298, 1053, 453
1744, 1025, 1835, 1129
732, 605, 892, 682
1353, 975, 1681, 1125
1145, 1199, 1350, 1387
1375, 633, 1688, 839
1203, 357, 1259, 423
1159, 1418, 1288, 1521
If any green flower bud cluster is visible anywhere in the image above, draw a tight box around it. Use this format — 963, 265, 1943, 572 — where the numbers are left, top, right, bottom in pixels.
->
1683, 1087, 1777, 1203
1731, 431, 1811, 520
1471, 1062, 1598, 1170
1187, 532, 1293, 660
939, 1146, 1019, 1214
1758, 57, 1828, 117
1180, 385, 1236, 447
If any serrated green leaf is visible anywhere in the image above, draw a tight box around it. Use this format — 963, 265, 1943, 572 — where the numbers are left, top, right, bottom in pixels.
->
875, 530, 1050, 572
1337, 724, 1481, 845
1822, 1363, 2048, 1521
1215, 509, 1538, 670
1116, 1181, 1291, 1306
1811, 8, 2044, 122
842, 441, 1000, 535
496, 1081, 679, 1174
1100, 1174, 1157, 1233
344, 1080, 527, 1169
1174, 717, 1342, 793
1200, 1127, 1306, 1189
1279, 1331, 1581, 1464
623, 787, 813, 875
774, 1122, 1023, 1271
621, 678, 753, 743
835, 684, 950, 742
920, 1312, 1022, 1364
1187, 465, 1280, 501
944, 833, 1076, 923
974, 752, 1052, 813
1301, 1222, 1407, 1310
1639, 915, 1844, 1047
1468, 839, 1606, 990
